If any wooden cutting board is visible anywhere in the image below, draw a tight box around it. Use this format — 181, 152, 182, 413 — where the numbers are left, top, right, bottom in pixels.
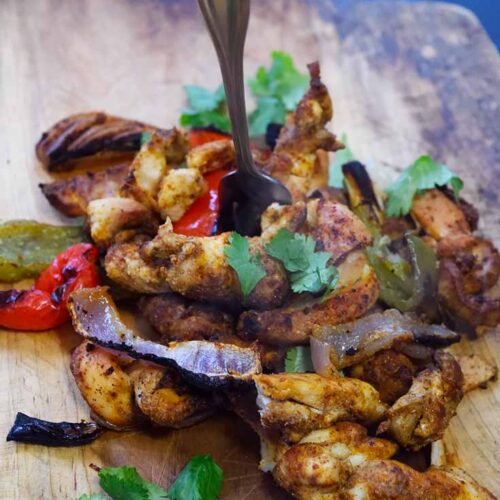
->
1, 0, 499, 497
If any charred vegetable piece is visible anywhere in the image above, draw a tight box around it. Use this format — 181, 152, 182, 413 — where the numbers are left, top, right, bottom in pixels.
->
68, 287, 262, 388
311, 309, 460, 372
36, 112, 165, 171
342, 161, 384, 236
0, 221, 84, 282
6, 412, 102, 446
0, 243, 100, 331
367, 234, 438, 314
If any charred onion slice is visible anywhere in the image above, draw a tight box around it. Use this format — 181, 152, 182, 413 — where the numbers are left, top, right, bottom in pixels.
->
311, 309, 460, 373
68, 287, 261, 388
6, 412, 102, 446
35, 112, 167, 171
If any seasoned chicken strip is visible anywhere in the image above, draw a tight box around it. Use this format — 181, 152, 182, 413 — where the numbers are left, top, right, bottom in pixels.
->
39, 162, 130, 217
87, 197, 159, 247
456, 354, 498, 393
254, 373, 387, 442
238, 251, 379, 345
105, 238, 171, 294
142, 223, 289, 310
71, 341, 138, 428
344, 461, 495, 500
129, 364, 214, 428
273, 423, 397, 500
264, 62, 343, 201
378, 350, 463, 450
186, 138, 235, 174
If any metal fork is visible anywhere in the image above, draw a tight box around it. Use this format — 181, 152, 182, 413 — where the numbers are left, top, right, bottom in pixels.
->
197, 0, 292, 236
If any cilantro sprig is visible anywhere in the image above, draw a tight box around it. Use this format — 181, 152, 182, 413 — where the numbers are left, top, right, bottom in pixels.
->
224, 232, 267, 299
179, 51, 309, 137
248, 51, 309, 135
180, 84, 231, 133
385, 155, 463, 217
265, 229, 338, 295
285, 346, 314, 373
77, 455, 223, 500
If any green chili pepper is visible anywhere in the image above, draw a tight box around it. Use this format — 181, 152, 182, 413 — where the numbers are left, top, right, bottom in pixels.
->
0, 220, 85, 282
367, 234, 438, 314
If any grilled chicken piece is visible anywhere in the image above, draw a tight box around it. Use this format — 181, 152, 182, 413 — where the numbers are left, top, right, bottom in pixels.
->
348, 350, 417, 405
260, 201, 308, 242
264, 62, 343, 201
71, 341, 213, 429
36, 112, 166, 171
71, 341, 139, 428
87, 197, 159, 248
456, 354, 498, 393
411, 189, 500, 332
140, 294, 235, 343
273, 422, 398, 499
378, 351, 463, 450
105, 237, 171, 294
142, 223, 289, 310
254, 373, 387, 443
186, 138, 235, 174
344, 461, 495, 500
120, 129, 189, 210
238, 251, 379, 346
39, 162, 130, 217
129, 364, 214, 428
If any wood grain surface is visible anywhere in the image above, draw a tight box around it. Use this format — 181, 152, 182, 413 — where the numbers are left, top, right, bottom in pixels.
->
1, 0, 499, 498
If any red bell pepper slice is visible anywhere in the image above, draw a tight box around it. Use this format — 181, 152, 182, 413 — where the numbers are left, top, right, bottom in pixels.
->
0, 243, 100, 331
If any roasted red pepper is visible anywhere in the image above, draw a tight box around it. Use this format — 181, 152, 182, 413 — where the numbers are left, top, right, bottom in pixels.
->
0, 243, 100, 331
188, 128, 231, 148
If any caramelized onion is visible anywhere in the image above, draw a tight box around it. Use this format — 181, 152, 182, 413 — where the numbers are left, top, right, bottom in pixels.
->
311, 309, 460, 371
68, 287, 262, 388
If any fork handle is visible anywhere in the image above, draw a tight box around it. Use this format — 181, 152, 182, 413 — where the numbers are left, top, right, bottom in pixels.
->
197, 0, 257, 176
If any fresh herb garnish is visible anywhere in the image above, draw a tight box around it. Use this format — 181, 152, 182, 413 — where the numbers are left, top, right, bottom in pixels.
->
265, 229, 338, 295
385, 155, 463, 217
248, 51, 308, 135
168, 455, 224, 500
77, 455, 223, 500
180, 84, 231, 133
285, 346, 314, 372
224, 232, 267, 298
140, 131, 152, 146
329, 133, 354, 188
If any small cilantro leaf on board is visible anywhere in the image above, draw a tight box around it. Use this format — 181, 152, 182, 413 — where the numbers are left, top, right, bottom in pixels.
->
265, 229, 338, 295
248, 51, 308, 135
180, 84, 231, 133
98, 466, 167, 500
329, 133, 355, 188
285, 346, 314, 373
225, 232, 267, 298
168, 455, 224, 500
385, 155, 464, 217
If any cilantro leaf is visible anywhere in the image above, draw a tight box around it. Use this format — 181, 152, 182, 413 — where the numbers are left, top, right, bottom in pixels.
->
224, 233, 267, 298
265, 229, 338, 295
180, 84, 231, 133
98, 466, 167, 500
385, 155, 463, 217
285, 346, 314, 372
168, 455, 223, 500
329, 133, 355, 188
247, 51, 308, 135
140, 131, 152, 146
248, 96, 286, 136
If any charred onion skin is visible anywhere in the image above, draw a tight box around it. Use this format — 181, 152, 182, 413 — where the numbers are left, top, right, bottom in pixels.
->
6, 412, 102, 446
35, 112, 165, 171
